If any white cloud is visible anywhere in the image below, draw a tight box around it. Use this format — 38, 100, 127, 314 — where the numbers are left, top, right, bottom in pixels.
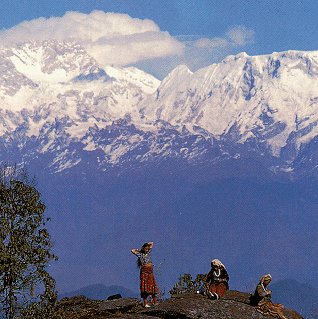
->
134, 26, 255, 79
0, 11, 160, 43
226, 26, 255, 46
87, 30, 184, 65
0, 11, 254, 78
193, 26, 255, 49
0, 10, 184, 66
193, 37, 229, 49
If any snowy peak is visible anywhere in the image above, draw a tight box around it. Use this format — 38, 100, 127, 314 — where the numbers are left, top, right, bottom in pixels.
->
4, 40, 100, 83
1, 45, 318, 175
157, 64, 193, 94
104, 65, 160, 94
143, 50, 318, 155
0, 39, 160, 141
0, 39, 159, 96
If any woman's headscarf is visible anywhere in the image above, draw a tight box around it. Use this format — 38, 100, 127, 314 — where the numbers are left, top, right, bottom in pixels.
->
211, 259, 226, 269
260, 274, 272, 284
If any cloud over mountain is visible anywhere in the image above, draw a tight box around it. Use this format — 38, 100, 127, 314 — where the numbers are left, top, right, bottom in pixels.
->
0, 10, 184, 66
180, 25, 255, 72
134, 25, 255, 79
193, 26, 254, 49
0, 10, 255, 78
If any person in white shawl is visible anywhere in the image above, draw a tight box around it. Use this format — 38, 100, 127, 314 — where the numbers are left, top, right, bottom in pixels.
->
253, 274, 287, 319
205, 259, 229, 300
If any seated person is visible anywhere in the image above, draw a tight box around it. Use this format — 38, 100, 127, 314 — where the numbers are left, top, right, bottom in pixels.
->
205, 259, 229, 299
252, 274, 287, 319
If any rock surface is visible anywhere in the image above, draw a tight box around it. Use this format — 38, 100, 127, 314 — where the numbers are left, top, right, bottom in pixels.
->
57, 291, 304, 319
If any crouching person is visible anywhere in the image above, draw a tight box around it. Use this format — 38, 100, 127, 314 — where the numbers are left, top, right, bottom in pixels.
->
131, 242, 159, 308
206, 259, 229, 300
253, 274, 287, 319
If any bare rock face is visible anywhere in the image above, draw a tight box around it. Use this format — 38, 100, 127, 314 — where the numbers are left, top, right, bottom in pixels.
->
57, 295, 102, 318
143, 292, 303, 319
98, 298, 141, 314
57, 290, 304, 319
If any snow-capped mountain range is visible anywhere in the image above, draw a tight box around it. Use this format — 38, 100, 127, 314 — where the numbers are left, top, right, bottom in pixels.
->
1, 40, 318, 176
3, 40, 318, 295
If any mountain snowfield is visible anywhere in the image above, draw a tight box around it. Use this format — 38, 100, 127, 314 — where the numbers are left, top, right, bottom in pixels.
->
1, 39, 318, 175
142, 51, 318, 155
0, 40, 159, 132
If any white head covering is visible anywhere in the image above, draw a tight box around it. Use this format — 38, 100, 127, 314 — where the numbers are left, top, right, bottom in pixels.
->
260, 274, 272, 284
211, 259, 226, 269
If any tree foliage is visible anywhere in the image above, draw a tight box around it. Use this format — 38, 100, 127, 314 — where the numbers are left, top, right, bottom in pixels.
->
0, 164, 59, 319
169, 273, 208, 296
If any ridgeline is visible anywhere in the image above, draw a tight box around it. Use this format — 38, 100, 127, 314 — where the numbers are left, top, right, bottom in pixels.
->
57, 290, 303, 319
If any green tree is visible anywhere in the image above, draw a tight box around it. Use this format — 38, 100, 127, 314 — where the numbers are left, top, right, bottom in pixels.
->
169, 273, 207, 296
0, 165, 59, 319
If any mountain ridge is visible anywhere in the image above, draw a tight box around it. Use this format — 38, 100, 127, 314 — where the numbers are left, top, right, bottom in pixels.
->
1, 41, 318, 177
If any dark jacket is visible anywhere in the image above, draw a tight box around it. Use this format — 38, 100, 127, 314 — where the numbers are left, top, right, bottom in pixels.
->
206, 267, 229, 289
252, 283, 272, 306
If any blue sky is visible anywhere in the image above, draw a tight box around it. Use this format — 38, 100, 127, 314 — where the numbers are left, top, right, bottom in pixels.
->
1, 0, 317, 78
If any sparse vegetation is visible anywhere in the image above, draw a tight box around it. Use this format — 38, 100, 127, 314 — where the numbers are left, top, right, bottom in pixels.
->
169, 273, 207, 295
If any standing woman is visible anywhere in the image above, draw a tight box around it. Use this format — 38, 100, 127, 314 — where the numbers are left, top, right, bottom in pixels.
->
206, 259, 229, 299
252, 274, 287, 319
131, 242, 159, 307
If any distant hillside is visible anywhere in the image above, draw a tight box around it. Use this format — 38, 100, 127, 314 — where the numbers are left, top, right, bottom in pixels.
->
59, 284, 138, 300
272, 279, 318, 317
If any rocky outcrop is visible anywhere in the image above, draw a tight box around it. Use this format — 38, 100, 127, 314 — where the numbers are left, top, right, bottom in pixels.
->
57, 290, 304, 319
